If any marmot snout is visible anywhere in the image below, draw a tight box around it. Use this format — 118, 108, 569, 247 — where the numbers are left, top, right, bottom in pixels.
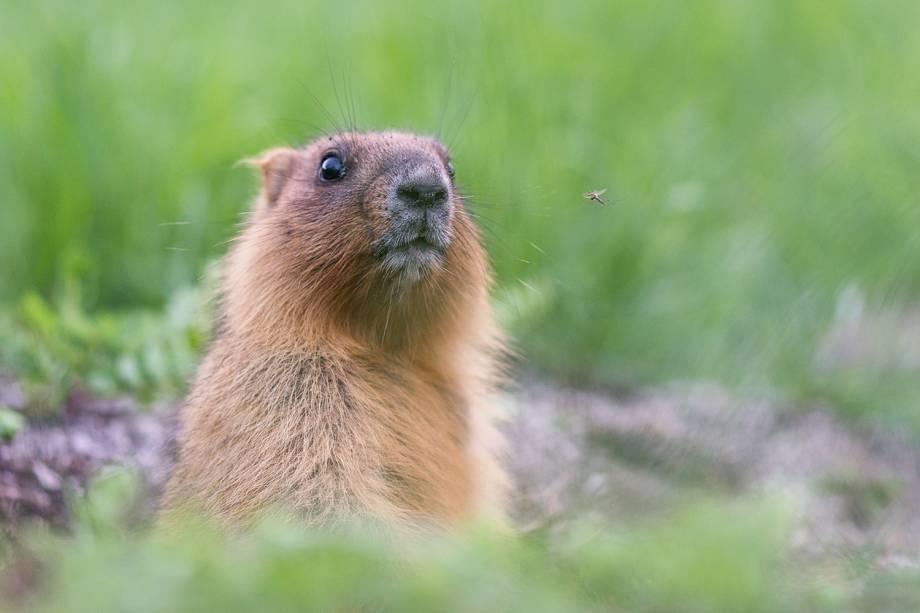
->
163, 131, 508, 530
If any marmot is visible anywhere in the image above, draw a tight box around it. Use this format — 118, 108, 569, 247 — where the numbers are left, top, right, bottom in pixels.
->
163, 131, 508, 530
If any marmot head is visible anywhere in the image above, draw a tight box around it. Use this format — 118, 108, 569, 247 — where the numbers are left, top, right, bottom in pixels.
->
222, 131, 489, 351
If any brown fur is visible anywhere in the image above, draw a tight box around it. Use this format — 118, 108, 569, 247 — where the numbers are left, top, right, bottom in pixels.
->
162, 132, 508, 530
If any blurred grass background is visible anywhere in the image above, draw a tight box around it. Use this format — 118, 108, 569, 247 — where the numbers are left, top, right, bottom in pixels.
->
2, 0, 920, 610
2, 0, 920, 425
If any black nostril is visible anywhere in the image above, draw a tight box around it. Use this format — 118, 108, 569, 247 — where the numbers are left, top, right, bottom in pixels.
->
397, 180, 448, 208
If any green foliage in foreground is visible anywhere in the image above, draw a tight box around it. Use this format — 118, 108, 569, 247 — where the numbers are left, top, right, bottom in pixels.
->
7, 470, 909, 613
0, 283, 208, 410
2, 0, 920, 425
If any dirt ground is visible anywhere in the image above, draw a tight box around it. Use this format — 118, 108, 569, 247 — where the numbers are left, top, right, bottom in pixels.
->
507, 379, 920, 570
3, 373, 920, 569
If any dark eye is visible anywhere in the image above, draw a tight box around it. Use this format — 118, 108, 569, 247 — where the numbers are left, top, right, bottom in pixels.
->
319, 152, 346, 182
446, 160, 455, 180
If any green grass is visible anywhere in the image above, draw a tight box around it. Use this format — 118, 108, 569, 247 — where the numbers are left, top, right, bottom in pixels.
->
4, 469, 892, 613
0, 281, 208, 410
2, 1, 920, 420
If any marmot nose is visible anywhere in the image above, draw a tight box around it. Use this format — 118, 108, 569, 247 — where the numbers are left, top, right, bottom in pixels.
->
396, 178, 448, 209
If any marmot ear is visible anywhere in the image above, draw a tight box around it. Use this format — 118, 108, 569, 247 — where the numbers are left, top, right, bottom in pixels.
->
242, 148, 303, 207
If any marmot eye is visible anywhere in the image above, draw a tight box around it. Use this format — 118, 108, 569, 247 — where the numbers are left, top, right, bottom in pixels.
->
319, 152, 346, 182
446, 160, 455, 180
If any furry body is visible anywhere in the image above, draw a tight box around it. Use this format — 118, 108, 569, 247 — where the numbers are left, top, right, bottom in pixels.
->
163, 132, 507, 529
